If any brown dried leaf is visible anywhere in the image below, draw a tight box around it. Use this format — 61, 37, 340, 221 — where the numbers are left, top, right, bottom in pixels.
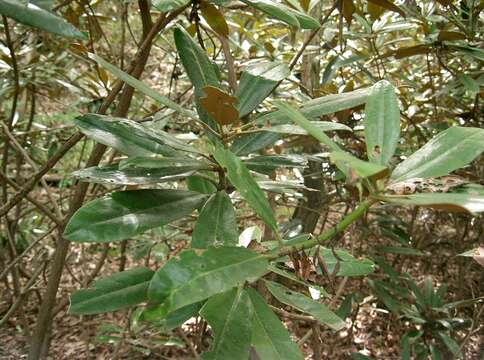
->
200, 86, 239, 126
438, 31, 467, 42
340, 0, 356, 24
394, 44, 431, 59
368, 0, 406, 17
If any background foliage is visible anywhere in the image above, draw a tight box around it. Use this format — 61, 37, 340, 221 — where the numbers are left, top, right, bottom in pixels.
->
0, 0, 483, 359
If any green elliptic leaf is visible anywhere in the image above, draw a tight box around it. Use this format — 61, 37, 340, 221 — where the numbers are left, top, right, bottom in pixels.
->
247, 288, 304, 360
378, 192, 484, 214
236, 61, 289, 117
240, 0, 299, 28
200, 288, 252, 360
391, 127, 484, 183
438, 332, 462, 358
265, 281, 345, 331
330, 151, 390, 182
274, 101, 341, 152
69, 267, 154, 315
152, 0, 189, 12
212, 145, 278, 232
142, 302, 203, 331
264, 122, 352, 135
364, 80, 400, 166
244, 155, 307, 175
240, 0, 319, 29
174, 27, 220, 134
256, 87, 370, 125
72, 163, 198, 186
119, 156, 212, 171
148, 247, 268, 315
187, 175, 217, 194
89, 54, 194, 118
230, 132, 280, 156
0, 0, 85, 39
75, 114, 197, 157
64, 189, 207, 243
317, 248, 376, 276
192, 191, 239, 248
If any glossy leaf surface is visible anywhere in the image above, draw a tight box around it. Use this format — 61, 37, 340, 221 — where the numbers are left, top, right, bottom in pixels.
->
247, 288, 304, 360
200, 288, 252, 360
174, 27, 220, 133
244, 155, 307, 175
230, 132, 280, 156
192, 191, 239, 248
391, 127, 484, 182
213, 145, 278, 232
148, 247, 267, 314
330, 151, 390, 181
236, 61, 289, 117
318, 248, 376, 276
379, 193, 484, 214
257, 87, 370, 125
72, 163, 196, 185
75, 114, 195, 157
0, 0, 84, 39
265, 280, 345, 331
69, 268, 154, 314
265, 122, 351, 135
64, 190, 207, 243
364, 80, 400, 166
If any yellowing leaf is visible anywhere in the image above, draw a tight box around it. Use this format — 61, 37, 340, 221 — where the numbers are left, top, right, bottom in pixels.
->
200, 86, 239, 126
200, 1, 229, 37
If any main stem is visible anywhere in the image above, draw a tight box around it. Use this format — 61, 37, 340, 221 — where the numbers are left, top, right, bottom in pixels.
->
267, 199, 374, 259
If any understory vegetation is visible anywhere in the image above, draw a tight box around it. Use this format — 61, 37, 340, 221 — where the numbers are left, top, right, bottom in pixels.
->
0, 0, 483, 359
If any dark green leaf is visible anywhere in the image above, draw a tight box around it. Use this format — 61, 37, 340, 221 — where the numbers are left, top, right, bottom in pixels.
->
265, 280, 345, 331
200, 288, 252, 360
391, 127, 484, 182
69, 268, 154, 314
247, 288, 304, 360
192, 191, 239, 248
72, 163, 199, 185
240, 0, 300, 28
174, 27, 221, 133
187, 175, 217, 194
0, 0, 84, 39
142, 302, 203, 331
438, 333, 461, 358
213, 145, 278, 232
236, 61, 289, 117
75, 114, 196, 157
148, 247, 268, 315
119, 156, 212, 170
64, 189, 207, 243
231, 132, 280, 156
244, 155, 307, 175
364, 80, 400, 166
